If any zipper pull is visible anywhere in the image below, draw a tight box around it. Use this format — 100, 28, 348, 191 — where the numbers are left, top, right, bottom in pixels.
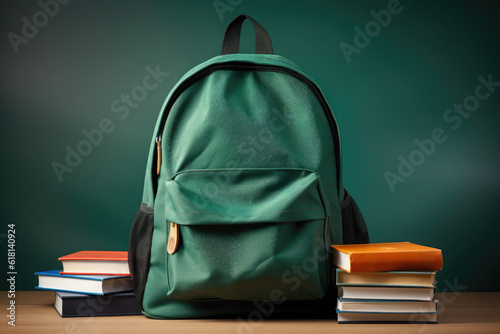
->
156, 136, 162, 175
167, 222, 179, 254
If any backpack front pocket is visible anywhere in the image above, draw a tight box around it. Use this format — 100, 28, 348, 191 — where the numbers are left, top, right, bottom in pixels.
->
164, 168, 330, 301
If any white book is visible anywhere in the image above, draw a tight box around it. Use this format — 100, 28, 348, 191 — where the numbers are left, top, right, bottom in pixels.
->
337, 298, 437, 313
338, 286, 435, 301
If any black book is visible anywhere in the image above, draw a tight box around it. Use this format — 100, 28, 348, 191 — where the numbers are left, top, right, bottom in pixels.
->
54, 291, 141, 317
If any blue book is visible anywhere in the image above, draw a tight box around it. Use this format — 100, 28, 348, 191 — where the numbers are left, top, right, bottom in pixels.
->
54, 291, 141, 317
35, 270, 133, 295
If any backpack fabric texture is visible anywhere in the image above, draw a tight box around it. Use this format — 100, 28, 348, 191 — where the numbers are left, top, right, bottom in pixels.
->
128, 14, 369, 319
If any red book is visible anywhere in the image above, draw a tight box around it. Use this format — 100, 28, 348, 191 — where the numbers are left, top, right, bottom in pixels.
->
331, 242, 443, 273
59, 251, 129, 276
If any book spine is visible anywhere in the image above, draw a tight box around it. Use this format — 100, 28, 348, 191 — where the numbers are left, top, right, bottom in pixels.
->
60, 272, 130, 276
350, 250, 443, 272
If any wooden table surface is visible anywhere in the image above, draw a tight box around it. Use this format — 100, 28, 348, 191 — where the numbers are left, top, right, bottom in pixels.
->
1, 292, 499, 334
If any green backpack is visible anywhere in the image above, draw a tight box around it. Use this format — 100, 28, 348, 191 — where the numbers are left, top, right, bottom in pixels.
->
128, 14, 369, 319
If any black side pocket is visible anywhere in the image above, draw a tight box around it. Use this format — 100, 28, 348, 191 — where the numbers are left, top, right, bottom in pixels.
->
340, 189, 369, 244
128, 203, 154, 306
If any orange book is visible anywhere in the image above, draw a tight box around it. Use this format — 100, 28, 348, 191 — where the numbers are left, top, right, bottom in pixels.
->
331, 242, 443, 273
59, 251, 129, 276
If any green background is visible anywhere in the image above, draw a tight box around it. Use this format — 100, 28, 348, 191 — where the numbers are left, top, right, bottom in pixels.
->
1, 0, 499, 292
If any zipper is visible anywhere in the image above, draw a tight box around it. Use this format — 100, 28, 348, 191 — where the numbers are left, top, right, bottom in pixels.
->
167, 222, 179, 254
156, 135, 162, 176
153, 62, 341, 196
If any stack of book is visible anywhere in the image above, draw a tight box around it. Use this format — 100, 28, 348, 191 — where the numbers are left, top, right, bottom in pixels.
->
331, 242, 443, 324
35, 251, 141, 317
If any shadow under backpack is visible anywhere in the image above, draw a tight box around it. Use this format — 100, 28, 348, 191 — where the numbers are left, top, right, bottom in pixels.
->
128, 15, 369, 319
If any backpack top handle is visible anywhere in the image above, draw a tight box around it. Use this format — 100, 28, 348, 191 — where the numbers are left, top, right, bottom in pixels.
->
221, 14, 273, 55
